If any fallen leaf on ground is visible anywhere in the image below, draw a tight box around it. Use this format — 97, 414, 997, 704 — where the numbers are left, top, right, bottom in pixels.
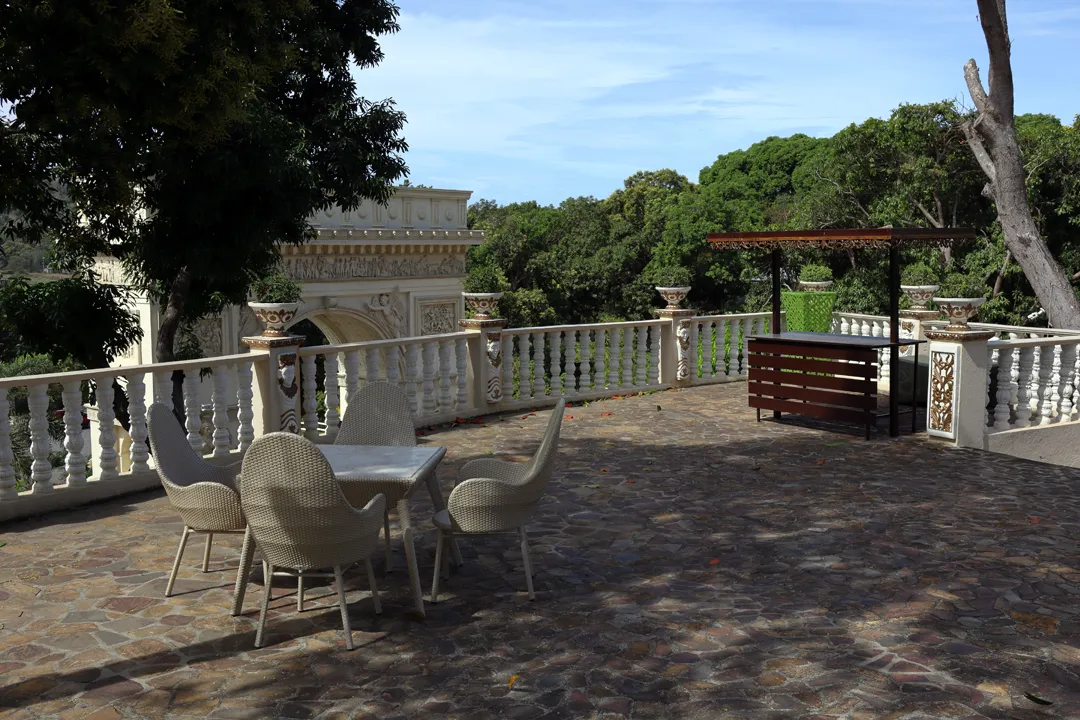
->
708, 558, 721, 565
601, 412, 614, 417
599, 468, 609, 473
626, 479, 635, 484
1030, 517, 1042, 524
816, 459, 825, 465
565, 415, 574, 420
508, 675, 521, 689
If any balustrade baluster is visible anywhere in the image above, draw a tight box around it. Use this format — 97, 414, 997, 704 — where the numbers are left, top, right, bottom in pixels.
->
0, 394, 15, 500
385, 347, 401, 386
301, 355, 319, 439
688, 321, 700, 381
740, 318, 753, 376
532, 331, 547, 398
840, 315, 851, 335
365, 347, 381, 384
1029, 347, 1042, 418
404, 344, 420, 415
236, 361, 254, 453
96, 377, 119, 482
27, 383, 53, 493
323, 354, 340, 439
549, 331, 563, 396
580, 331, 593, 392
344, 351, 362, 410
502, 336, 515, 402
621, 328, 633, 388
421, 342, 438, 415
648, 326, 660, 386
60, 380, 88, 485
455, 338, 470, 409
1073, 347, 1080, 421
635, 327, 648, 386
1015, 347, 1035, 428
1008, 334, 1020, 407
594, 329, 606, 390
1050, 345, 1063, 422
563, 330, 576, 393
993, 348, 1015, 430
1058, 344, 1077, 423
606, 329, 619, 389
210, 368, 231, 456
127, 374, 150, 472
183, 371, 202, 452
1037, 346, 1056, 426
153, 372, 172, 410
716, 321, 728, 378
439, 340, 454, 410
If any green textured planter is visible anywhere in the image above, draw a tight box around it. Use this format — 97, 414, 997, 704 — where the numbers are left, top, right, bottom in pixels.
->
780, 291, 837, 333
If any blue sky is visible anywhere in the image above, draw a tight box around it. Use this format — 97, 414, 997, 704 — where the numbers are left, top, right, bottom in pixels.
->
357, 0, 1080, 206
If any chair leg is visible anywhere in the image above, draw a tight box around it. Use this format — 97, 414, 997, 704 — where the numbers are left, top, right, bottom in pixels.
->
232, 527, 255, 616
297, 572, 305, 612
364, 558, 382, 615
384, 510, 393, 574
202, 532, 214, 572
441, 531, 452, 581
430, 529, 444, 604
519, 527, 536, 601
263, 561, 273, 602
334, 565, 354, 651
165, 527, 191, 597
255, 563, 274, 648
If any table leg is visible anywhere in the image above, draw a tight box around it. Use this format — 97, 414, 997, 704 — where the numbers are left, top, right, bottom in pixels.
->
231, 527, 256, 616
396, 497, 426, 619
913, 344, 920, 433
425, 473, 463, 567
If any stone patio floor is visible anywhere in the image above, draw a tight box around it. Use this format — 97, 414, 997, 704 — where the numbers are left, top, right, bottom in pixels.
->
2, 382, 1080, 719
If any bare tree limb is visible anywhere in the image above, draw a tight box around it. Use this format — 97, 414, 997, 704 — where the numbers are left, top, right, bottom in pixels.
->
961, 120, 997, 185
976, 0, 1015, 126
910, 196, 944, 228
993, 249, 1011, 297
1071, 268, 1080, 282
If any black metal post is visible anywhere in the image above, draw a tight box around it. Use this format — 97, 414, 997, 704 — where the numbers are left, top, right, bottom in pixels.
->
889, 242, 900, 437
771, 249, 781, 335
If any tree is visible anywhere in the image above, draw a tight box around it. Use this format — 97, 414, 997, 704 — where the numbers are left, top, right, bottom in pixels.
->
1, 0, 408, 361
961, 0, 1080, 328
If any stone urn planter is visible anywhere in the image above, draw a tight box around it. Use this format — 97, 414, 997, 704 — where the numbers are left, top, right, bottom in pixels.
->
900, 284, 940, 310
655, 286, 691, 309
463, 292, 504, 319
797, 280, 833, 292
933, 296, 987, 330
247, 302, 300, 337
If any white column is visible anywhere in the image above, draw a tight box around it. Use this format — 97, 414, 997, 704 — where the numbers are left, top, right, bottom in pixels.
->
236, 361, 255, 453
95, 378, 119, 482
365, 347, 381, 384
501, 335, 515, 402
183, 371, 202, 452
740, 318, 753, 376
593, 329, 606, 390
648, 325, 661, 386
1059, 344, 1077, 423
404, 344, 420, 415
992, 347, 1014, 431
27, 383, 54, 493
532, 331, 547, 397
153, 372, 172, 409
635, 326, 648, 386
421, 342, 437, 415
621, 327, 634, 388
455, 337, 470, 410
1037, 345, 1056, 426
212, 367, 232, 456
301, 354, 319, 440
344, 350, 362, 410
549, 331, 563, 396
840, 315, 851, 335
0, 393, 16, 500
927, 334, 991, 448
127, 374, 150, 472
439, 340, 454, 411
323, 353, 340, 440
384, 347, 401, 386
1014, 347, 1035, 428
62, 380, 88, 485
563, 331, 575, 394
580, 330, 593, 392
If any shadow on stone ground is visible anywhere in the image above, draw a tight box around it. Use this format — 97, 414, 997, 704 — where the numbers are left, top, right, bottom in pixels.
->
1, 383, 1080, 718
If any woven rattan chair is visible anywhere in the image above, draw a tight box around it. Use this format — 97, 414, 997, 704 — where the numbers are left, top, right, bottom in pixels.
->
335, 382, 415, 571
430, 399, 565, 603
240, 431, 385, 650
147, 403, 245, 597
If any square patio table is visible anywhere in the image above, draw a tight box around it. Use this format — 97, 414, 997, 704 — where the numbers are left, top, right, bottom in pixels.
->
232, 444, 460, 620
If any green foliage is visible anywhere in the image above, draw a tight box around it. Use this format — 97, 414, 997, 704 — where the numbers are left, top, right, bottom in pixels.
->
652, 265, 693, 287
0, 273, 141, 367
799, 264, 833, 282
462, 264, 508, 294
782, 291, 837, 332
249, 273, 302, 304
834, 267, 888, 315
938, 274, 988, 299
901, 262, 941, 286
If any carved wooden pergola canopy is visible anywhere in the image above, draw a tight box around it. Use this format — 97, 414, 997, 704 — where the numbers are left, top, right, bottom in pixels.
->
707, 227, 977, 250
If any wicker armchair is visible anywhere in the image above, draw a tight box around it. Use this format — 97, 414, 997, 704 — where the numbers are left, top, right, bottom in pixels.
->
430, 399, 565, 603
240, 431, 385, 650
335, 382, 414, 571
147, 403, 245, 597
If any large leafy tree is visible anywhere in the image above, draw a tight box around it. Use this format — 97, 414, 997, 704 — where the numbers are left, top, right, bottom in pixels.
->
1, 0, 408, 361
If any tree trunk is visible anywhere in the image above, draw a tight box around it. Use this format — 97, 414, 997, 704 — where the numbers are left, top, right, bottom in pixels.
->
992, 249, 1011, 298
963, 0, 1080, 328
156, 266, 192, 362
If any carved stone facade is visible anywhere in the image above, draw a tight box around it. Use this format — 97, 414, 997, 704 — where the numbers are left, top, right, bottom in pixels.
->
929, 351, 956, 434
420, 302, 458, 336
282, 254, 466, 282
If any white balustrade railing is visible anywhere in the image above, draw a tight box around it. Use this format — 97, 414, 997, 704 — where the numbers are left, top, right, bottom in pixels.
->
498, 320, 667, 405
986, 336, 1080, 433
830, 312, 893, 380
297, 332, 472, 436
687, 312, 777, 386
0, 353, 261, 521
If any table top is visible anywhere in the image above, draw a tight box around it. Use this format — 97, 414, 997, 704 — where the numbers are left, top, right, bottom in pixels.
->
750, 331, 925, 350
317, 445, 447, 484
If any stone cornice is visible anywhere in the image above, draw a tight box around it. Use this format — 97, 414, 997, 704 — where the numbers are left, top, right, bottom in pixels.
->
307, 228, 485, 246
284, 241, 478, 257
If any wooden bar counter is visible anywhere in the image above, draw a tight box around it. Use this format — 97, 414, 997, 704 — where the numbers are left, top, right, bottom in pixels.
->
747, 331, 924, 440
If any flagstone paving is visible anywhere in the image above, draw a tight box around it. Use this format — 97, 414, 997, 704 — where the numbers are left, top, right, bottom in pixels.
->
2, 382, 1080, 718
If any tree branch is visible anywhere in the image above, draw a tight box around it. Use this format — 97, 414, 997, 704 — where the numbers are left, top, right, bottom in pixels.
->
976, 0, 1015, 126
961, 120, 997, 186
993, 249, 1011, 298
964, 59, 992, 118
910, 196, 944, 228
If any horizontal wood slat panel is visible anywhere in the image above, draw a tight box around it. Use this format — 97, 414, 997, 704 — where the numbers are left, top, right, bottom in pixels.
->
749, 368, 875, 394
749, 396, 873, 426
747, 353, 877, 379
747, 340, 878, 362
748, 382, 876, 410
